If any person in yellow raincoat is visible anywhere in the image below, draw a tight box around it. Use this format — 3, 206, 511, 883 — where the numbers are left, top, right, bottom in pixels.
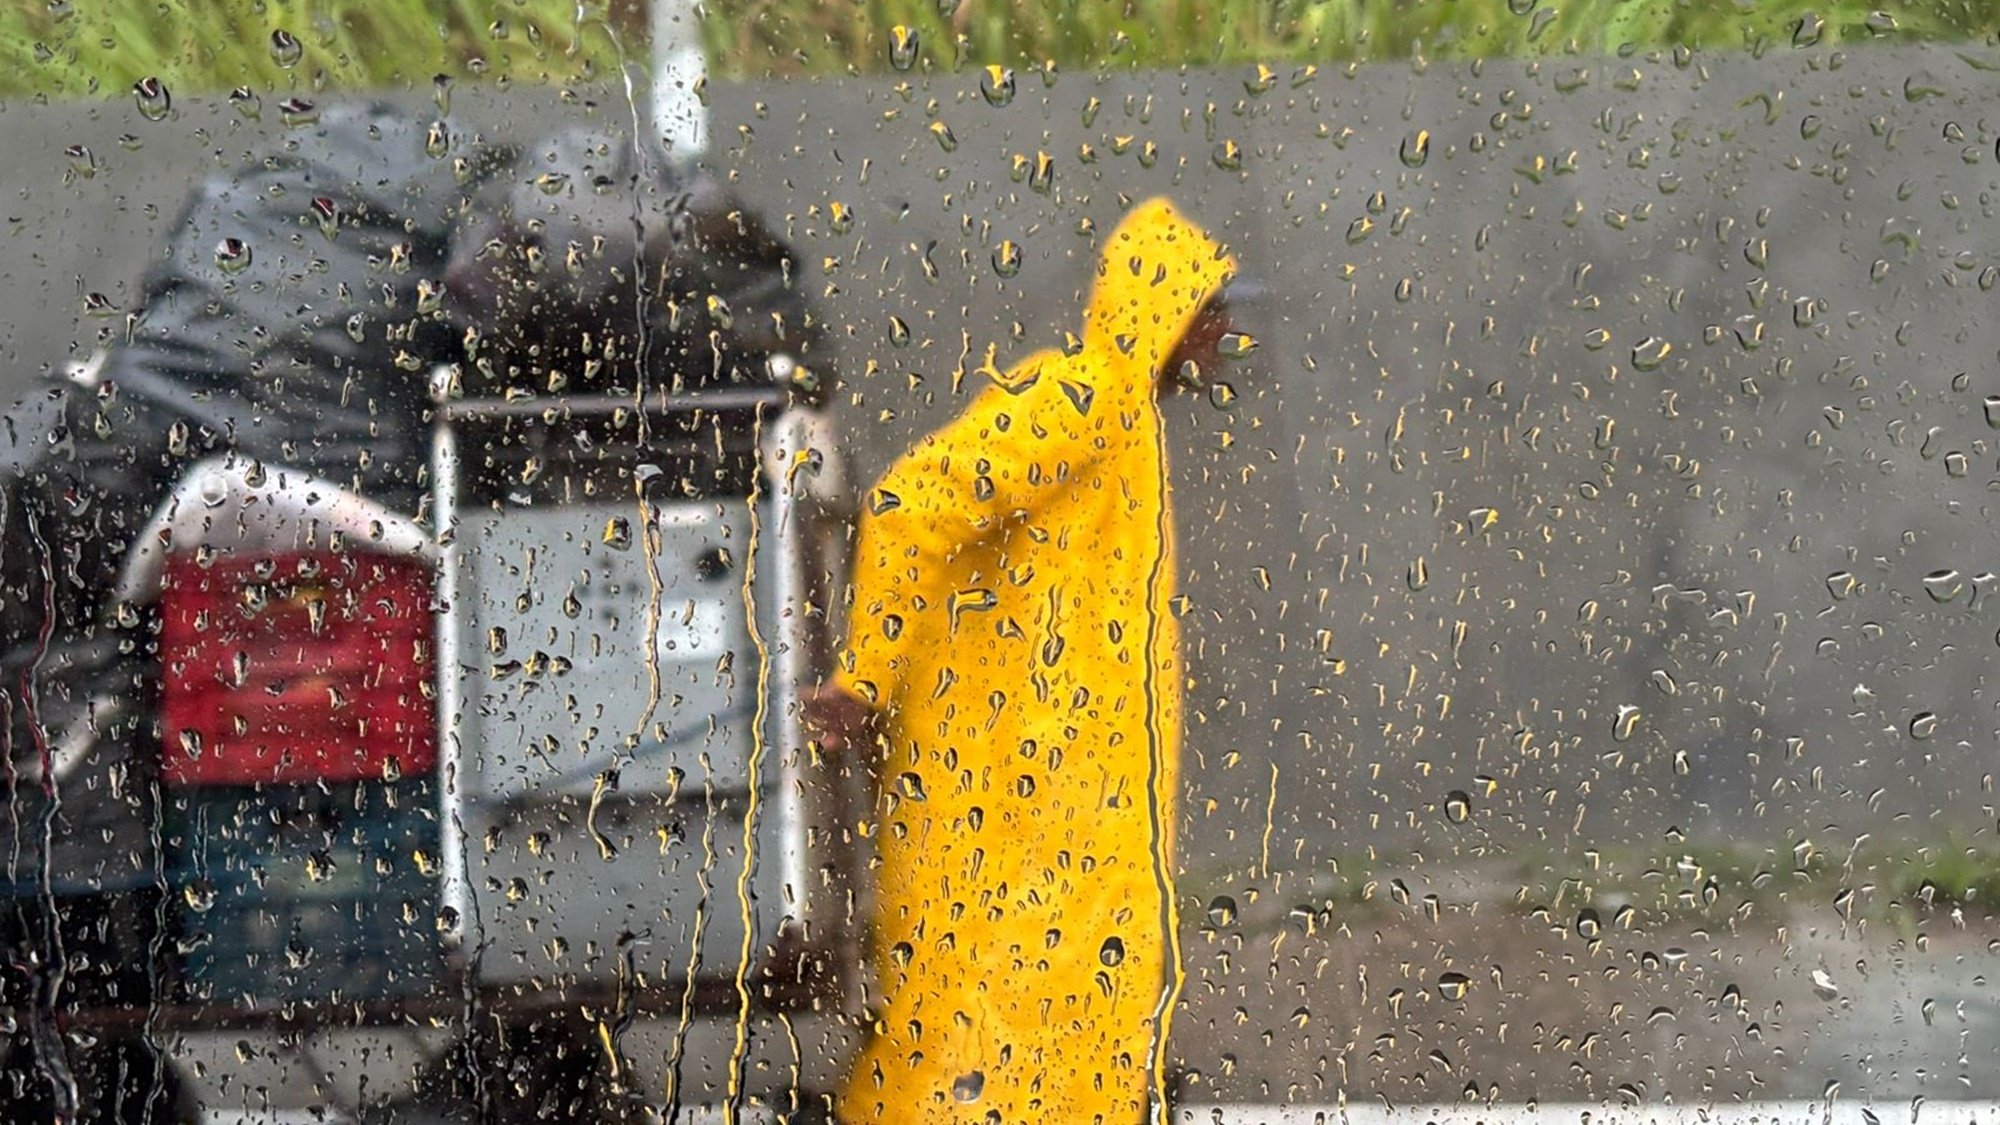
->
810, 196, 1241, 1124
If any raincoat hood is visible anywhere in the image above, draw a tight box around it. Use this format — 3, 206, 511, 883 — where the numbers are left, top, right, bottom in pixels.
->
1078, 196, 1238, 391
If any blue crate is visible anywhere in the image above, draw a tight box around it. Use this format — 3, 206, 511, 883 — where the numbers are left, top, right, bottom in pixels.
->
161, 779, 448, 1007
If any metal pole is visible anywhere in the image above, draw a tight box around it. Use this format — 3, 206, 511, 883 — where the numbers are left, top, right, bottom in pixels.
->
650, 0, 709, 160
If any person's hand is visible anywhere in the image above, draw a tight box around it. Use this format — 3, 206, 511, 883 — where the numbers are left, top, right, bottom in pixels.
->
803, 682, 879, 762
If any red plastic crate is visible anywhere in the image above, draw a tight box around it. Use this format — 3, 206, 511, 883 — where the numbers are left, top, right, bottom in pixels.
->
159, 551, 437, 786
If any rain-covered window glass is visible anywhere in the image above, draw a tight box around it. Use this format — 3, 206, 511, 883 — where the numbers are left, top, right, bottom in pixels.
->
5, 3, 2000, 1124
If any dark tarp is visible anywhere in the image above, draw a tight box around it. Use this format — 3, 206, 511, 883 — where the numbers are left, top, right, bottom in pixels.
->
0, 101, 821, 895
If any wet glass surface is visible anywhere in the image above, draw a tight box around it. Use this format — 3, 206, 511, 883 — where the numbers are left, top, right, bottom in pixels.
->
5, 5, 2000, 1123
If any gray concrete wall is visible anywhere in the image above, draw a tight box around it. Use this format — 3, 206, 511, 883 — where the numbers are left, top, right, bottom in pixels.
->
6, 39, 2000, 930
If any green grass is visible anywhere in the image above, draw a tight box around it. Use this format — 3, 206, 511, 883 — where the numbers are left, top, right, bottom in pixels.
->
703, 0, 2000, 79
0, 0, 627, 99
4, 0, 2000, 99
1179, 831, 2000, 941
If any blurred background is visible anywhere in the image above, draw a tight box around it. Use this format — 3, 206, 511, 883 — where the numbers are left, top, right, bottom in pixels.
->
9, 0, 2000, 1116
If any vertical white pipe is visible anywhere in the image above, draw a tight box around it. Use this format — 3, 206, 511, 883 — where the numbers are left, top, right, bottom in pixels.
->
651, 0, 710, 160
431, 389, 473, 966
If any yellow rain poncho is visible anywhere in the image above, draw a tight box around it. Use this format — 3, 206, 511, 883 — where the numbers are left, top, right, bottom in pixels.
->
836, 198, 1237, 1124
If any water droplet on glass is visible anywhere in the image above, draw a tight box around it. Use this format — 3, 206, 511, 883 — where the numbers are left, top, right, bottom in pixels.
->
182, 879, 217, 913
425, 120, 450, 159
1407, 556, 1429, 591
1244, 64, 1277, 96
949, 587, 999, 628
706, 294, 734, 330
1027, 150, 1055, 193
951, 1071, 985, 1102
1904, 74, 1946, 102
992, 239, 1021, 277
1792, 12, 1824, 46
1613, 703, 1641, 742
1444, 790, 1472, 823
304, 849, 337, 883
1346, 216, 1374, 245
433, 73, 453, 113
1212, 140, 1242, 171
1923, 569, 1965, 603
1400, 129, 1431, 168
1206, 382, 1236, 410
228, 87, 260, 118
1437, 972, 1471, 1001
1577, 908, 1602, 939
602, 516, 632, 550
133, 76, 171, 121
889, 940, 913, 969
887, 316, 911, 348
278, 97, 319, 126
1206, 896, 1237, 927
979, 65, 1015, 106
1909, 712, 1939, 740
213, 237, 252, 274
889, 25, 920, 70
63, 143, 94, 179
828, 200, 853, 234
1099, 936, 1126, 966
897, 771, 927, 800
1218, 332, 1258, 359
269, 28, 303, 67
929, 119, 957, 152
1631, 336, 1671, 370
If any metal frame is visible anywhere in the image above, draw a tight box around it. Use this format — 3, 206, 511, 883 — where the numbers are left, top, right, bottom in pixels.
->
430, 364, 854, 1011
50, 366, 856, 1036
